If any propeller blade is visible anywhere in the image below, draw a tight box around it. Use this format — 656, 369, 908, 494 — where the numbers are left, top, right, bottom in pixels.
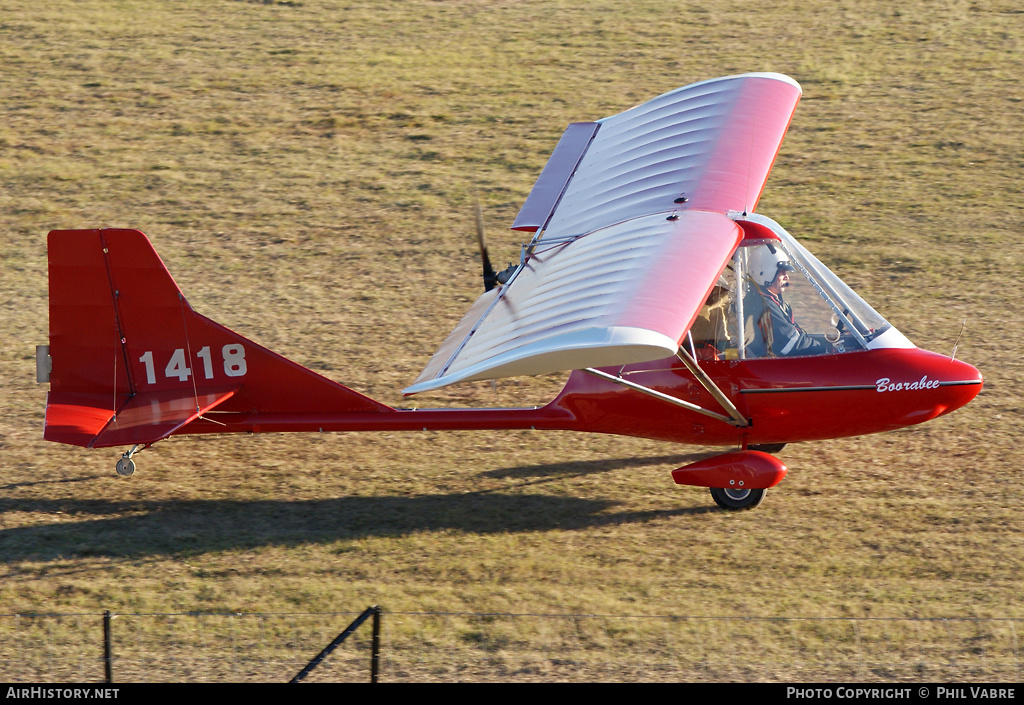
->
476, 203, 498, 291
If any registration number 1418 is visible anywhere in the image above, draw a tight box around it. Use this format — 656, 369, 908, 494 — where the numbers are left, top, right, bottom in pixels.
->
138, 345, 247, 384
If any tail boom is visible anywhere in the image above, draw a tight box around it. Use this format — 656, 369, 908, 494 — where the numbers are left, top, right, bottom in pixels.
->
176, 404, 578, 437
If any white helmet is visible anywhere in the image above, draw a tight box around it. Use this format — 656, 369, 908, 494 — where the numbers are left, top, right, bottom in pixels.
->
747, 243, 795, 288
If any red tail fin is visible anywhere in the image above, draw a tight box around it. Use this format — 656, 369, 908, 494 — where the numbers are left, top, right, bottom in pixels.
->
44, 229, 392, 448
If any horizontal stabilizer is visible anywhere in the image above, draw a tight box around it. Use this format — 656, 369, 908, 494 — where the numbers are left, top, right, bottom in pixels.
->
45, 387, 238, 448
42, 392, 116, 449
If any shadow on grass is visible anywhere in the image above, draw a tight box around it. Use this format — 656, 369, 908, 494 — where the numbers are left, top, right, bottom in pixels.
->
480, 452, 709, 479
0, 455, 720, 563
0, 475, 107, 492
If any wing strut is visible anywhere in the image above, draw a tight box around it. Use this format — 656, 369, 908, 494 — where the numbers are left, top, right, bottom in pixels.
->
674, 346, 749, 427
582, 354, 749, 428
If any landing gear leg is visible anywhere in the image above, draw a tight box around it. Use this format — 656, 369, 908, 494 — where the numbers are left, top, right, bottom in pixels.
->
709, 486, 767, 510
748, 443, 786, 454
115, 445, 143, 476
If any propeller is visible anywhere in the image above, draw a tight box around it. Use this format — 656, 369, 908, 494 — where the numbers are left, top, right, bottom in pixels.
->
476, 203, 499, 292
475, 202, 518, 292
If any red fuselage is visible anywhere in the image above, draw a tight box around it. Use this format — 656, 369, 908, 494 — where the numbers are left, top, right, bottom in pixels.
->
550, 347, 982, 446
181, 346, 982, 449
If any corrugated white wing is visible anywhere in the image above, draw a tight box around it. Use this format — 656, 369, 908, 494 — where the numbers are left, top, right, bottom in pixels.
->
405, 73, 802, 395
513, 73, 802, 236
406, 210, 743, 394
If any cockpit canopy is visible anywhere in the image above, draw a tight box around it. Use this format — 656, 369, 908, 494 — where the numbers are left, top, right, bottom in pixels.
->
690, 221, 901, 360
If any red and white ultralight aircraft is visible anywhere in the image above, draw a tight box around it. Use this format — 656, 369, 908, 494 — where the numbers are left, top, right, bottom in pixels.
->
38, 73, 982, 509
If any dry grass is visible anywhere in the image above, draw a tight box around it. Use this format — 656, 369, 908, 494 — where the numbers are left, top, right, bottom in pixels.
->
1, 0, 1022, 681
2, 612, 1018, 682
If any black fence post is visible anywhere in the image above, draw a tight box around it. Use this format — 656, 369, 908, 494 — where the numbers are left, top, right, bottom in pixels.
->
290, 605, 381, 683
103, 610, 113, 684
370, 606, 381, 684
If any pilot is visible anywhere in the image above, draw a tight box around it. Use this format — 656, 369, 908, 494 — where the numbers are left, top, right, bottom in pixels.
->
744, 244, 832, 357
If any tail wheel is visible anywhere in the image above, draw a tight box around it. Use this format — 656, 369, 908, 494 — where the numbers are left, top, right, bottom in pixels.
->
710, 486, 766, 510
115, 457, 136, 476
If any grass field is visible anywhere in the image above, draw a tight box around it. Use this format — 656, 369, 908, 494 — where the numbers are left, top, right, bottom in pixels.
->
1, 0, 1022, 682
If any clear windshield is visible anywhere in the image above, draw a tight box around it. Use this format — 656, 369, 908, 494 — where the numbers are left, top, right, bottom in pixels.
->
779, 233, 890, 342
688, 229, 893, 360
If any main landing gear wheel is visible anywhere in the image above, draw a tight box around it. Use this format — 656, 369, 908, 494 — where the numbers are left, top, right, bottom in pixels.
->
710, 486, 766, 510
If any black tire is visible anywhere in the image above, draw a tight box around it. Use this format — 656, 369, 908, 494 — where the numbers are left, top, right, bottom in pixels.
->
709, 486, 766, 510
748, 443, 786, 454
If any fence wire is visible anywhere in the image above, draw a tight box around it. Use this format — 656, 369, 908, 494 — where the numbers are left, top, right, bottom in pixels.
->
0, 612, 1019, 683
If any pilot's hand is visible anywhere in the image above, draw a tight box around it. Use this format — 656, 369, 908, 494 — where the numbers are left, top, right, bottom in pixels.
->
832, 332, 858, 353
